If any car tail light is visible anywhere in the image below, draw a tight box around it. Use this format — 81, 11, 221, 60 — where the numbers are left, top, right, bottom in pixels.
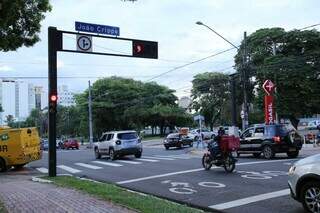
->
273, 136, 281, 143
116, 140, 121, 145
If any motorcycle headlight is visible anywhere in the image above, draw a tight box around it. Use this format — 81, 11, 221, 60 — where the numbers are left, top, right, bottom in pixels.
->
289, 166, 296, 175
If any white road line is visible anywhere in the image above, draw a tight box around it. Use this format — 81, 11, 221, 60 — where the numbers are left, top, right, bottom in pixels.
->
143, 156, 175, 161
92, 161, 123, 167
208, 189, 290, 210
153, 155, 191, 159
136, 158, 159, 162
74, 163, 102, 170
117, 168, 206, 185
36, 167, 48, 173
116, 160, 142, 165
57, 165, 81, 174
116, 159, 295, 185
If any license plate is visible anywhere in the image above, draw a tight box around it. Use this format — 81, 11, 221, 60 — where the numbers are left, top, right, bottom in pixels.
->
289, 148, 296, 152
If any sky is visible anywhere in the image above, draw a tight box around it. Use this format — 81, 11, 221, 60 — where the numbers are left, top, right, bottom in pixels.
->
0, 0, 319, 98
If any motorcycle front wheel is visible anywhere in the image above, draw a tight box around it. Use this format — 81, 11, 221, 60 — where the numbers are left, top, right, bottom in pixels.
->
202, 154, 212, 170
223, 155, 235, 173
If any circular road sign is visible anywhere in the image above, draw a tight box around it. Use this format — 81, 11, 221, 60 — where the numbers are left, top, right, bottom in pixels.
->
77, 35, 92, 52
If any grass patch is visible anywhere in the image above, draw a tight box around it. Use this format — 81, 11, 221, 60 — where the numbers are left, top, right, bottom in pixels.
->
46, 176, 204, 213
0, 200, 7, 213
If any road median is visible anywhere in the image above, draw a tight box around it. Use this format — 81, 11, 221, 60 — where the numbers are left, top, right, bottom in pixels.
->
46, 176, 205, 213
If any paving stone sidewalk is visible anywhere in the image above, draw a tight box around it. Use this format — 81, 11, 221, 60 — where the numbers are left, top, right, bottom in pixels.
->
0, 175, 136, 213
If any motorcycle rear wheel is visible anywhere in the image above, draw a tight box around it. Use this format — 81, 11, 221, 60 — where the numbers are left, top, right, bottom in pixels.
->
223, 155, 235, 173
202, 154, 212, 170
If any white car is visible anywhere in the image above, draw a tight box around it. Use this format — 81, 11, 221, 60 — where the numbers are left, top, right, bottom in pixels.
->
308, 120, 320, 129
288, 153, 320, 212
94, 130, 142, 160
188, 129, 217, 141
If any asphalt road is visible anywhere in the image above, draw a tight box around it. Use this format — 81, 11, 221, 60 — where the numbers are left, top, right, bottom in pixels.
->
13, 141, 314, 213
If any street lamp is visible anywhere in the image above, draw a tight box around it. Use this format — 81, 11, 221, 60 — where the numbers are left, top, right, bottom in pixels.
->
196, 21, 249, 130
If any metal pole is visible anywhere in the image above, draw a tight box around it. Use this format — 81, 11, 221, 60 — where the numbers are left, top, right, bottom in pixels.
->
88, 81, 93, 148
272, 42, 279, 124
242, 31, 249, 130
48, 27, 57, 177
230, 74, 237, 126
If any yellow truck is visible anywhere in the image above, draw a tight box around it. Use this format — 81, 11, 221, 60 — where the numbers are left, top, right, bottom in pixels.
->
0, 127, 42, 172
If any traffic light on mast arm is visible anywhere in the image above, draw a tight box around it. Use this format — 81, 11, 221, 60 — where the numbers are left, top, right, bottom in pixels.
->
132, 39, 158, 59
49, 92, 58, 113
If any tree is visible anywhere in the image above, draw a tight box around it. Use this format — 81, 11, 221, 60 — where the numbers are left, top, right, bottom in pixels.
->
76, 77, 190, 136
235, 28, 320, 128
191, 72, 231, 129
0, 0, 51, 51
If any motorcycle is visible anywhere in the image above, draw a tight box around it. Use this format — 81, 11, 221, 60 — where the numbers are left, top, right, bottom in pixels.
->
202, 139, 238, 173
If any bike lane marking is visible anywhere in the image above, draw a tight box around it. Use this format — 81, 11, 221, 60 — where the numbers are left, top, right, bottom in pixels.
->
116, 159, 295, 185
208, 189, 290, 210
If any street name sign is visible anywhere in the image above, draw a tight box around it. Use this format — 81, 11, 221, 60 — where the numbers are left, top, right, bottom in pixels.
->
75, 21, 120, 36
76, 35, 92, 52
194, 115, 205, 121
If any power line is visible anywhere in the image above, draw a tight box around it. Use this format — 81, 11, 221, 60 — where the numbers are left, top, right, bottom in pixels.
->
145, 47, 236, 82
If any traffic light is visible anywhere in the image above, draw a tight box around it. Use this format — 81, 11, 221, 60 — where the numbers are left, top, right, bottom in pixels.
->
132, 39, 158, 59
49, 93, 58, 113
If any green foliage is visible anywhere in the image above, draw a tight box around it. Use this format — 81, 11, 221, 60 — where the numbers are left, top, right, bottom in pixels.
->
191, 72, 231, 129
235, 28, 320, 126
76, 77, 191, 136
0, 0, 51, 51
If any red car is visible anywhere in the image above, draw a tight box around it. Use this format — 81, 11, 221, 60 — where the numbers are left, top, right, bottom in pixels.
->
63, 139, 79, 150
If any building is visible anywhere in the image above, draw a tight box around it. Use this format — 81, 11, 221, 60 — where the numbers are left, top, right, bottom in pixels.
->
58, 85, 76, 106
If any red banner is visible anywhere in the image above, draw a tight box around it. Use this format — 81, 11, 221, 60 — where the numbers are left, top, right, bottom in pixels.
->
265, 95, 275, 124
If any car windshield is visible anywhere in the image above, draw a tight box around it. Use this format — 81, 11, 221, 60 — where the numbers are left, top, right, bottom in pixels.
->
117, 132, 138, 140
265, 125, 289, 136
167, 134, 180, 138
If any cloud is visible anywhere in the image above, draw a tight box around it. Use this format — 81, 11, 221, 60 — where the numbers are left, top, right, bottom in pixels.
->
0, 64, 14, 72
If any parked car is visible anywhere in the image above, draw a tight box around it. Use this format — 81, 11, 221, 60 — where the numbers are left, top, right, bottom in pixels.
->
63, 139, 79, 150
163, 133, 193, 150
288, 153, 320, 212
237, 124, 303, 159
41, 139, 49, 150
308, 120, 320, 129
188, 129, 216, 141
94, 130, 142, 160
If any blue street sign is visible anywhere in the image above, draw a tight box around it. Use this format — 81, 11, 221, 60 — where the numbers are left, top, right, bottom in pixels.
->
75, 21, 120, 36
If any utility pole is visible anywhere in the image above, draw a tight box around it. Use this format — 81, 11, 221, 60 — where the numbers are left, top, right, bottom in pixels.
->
242, 31, 249, 130
272, 41, 279, 124
88, 81, 93, 148
230, 74, 237, 126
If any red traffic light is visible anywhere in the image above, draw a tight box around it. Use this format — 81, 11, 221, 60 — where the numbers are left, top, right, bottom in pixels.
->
132, 40, 158, 59
50, 94, 58, 102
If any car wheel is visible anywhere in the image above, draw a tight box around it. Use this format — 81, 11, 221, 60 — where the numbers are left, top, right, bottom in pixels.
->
300, 181, 320, 213
76, 147, 79, 150
109, 148, 116, 161
287, 150, 299, 158
135, 152, 142, 158
263, 146, 275, 159
94, 148, 101, 159
253, 153, 261, 158
0, 158, 7, 172
165, 146, 169, 150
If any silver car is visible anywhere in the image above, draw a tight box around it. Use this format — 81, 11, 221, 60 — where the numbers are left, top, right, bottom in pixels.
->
94, 130, 142, 160
288, 153, 320, 212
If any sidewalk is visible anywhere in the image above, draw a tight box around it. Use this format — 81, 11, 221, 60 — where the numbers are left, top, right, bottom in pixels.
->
0, 175, 136, 213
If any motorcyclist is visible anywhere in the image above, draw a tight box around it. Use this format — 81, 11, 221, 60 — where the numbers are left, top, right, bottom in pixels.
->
208, 127, 225, 159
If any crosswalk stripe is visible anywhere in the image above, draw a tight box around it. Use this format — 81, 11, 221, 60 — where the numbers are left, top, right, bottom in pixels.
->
154, 155, 191, 159
143, 156, 175, 161
136, 158, 159, 162
92, 161, 123, 167
57, 165, 81, 173
75, 163, 102, 169
36, 167, 48, 173
116, 160, 142, 165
